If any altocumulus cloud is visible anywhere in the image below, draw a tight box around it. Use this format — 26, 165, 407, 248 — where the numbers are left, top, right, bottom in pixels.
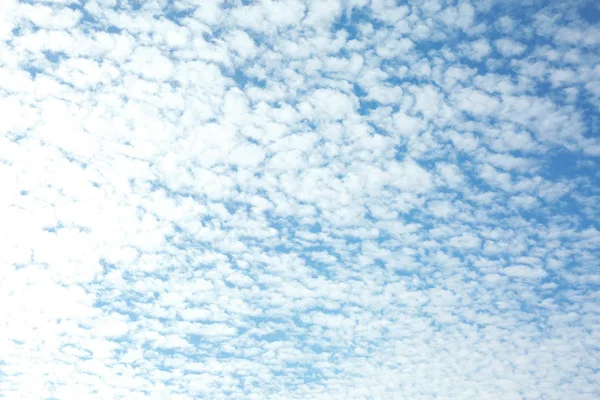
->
0, 0, 599, 399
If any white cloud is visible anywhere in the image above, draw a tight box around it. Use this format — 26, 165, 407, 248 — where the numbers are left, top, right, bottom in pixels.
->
304, 0, 343, 30
226, 30, 257, 60
461, 38, 492, 61
495, 38, 527, 57
503, 265, 547, 279
309, 88, 356, 121
366, 84, 403, 104
387, 158, 434, 193
440, 2, 476, 31
17, 3, 82, 30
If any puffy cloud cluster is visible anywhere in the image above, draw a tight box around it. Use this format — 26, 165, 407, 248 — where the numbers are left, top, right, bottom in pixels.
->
0, 0, 599, 399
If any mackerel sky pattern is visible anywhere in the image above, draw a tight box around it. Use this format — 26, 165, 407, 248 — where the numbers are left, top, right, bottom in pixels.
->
0, 0, 599, 399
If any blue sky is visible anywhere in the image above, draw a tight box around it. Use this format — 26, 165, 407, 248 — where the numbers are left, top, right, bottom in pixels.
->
0, 0, 599, 399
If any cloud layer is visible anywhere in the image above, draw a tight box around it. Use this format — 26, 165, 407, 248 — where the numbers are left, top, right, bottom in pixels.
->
0, 0, 599, 399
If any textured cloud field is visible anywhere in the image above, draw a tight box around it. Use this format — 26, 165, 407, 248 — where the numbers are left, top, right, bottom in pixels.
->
1, 0, 600, 399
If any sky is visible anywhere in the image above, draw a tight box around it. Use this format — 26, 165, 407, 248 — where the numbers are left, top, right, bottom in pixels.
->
0, 0, 599, 399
